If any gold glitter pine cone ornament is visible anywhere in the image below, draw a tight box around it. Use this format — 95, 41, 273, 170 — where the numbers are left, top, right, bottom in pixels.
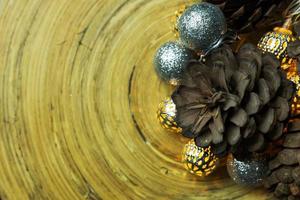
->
182, 140, 218, 177
157, 97, 182, 133
172, 44, 295, 157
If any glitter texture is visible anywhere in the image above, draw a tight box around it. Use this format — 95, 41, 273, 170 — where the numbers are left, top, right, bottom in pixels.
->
177, 2, 227, 52
227, 154, 268, 186
154, 41, 194, 85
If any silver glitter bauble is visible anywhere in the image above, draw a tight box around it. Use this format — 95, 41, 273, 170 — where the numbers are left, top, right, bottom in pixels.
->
154, 41, 195, 85
227, 154, 268, 186
177, 2, 227, 53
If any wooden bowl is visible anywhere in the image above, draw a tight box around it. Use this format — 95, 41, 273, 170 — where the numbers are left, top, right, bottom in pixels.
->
0, 0, 270, 199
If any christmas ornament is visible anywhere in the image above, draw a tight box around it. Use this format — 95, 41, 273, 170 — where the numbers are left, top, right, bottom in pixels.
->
257, 0, 300, 115
182, 140, 218, 177
177, 2, 227, 53
258, 27, 294, 64
172, 44, 295, 156
257, 0, 300, 65
264, 119, 300, 199
257, 20, 296, 67
154, 41, 195, 85
157, 98, 182, 133
227, 153, 268, 186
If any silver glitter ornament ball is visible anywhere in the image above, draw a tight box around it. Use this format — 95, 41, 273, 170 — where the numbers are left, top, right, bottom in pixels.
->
227, 154, 268, 186
177, 2, 227, 53
154, 41, 194, 85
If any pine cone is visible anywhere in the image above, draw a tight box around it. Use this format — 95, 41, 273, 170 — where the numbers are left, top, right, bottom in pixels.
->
171, 44, 295, 156
207, 0, 288, 33
264, 120, 300, 200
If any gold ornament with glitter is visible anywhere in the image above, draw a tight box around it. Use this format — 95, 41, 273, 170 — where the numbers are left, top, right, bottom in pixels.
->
157, 98, 182, 133
257, 0, 300, 115
182, 140, 218, 176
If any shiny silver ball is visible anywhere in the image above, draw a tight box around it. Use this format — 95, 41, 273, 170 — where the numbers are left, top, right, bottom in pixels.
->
154, 41, 194, 85
227, 154, 268, 186
177, 2, 227, 53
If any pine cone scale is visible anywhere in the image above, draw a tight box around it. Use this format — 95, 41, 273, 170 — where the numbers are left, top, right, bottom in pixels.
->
243, 92, 261, 115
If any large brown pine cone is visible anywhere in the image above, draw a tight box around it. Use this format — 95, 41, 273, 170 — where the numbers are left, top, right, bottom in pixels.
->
171, 44, 295, 156
207, 0, 288, 33
264, 120, 300, 200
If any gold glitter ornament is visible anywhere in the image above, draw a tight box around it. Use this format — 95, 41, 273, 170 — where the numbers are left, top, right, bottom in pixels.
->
182, 140, 218, 177
157, 98, 182, 133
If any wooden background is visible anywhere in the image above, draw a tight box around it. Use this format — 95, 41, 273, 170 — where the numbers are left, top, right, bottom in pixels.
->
0, 0, 271, 199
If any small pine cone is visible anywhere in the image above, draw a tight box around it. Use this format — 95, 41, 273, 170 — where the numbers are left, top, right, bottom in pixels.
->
264, 120, 300, 199
172, 44, 295, 156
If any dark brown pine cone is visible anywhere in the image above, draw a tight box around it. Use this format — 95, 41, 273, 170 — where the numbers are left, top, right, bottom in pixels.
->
207, 0, 289, 33
171, 44, 295, 157
264, 119, 300, 200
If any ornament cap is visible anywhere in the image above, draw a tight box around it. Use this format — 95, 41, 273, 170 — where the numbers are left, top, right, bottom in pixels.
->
274, 27, 293, 36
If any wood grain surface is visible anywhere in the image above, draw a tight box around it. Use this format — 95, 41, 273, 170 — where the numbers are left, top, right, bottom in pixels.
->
0, 0, 271, 199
